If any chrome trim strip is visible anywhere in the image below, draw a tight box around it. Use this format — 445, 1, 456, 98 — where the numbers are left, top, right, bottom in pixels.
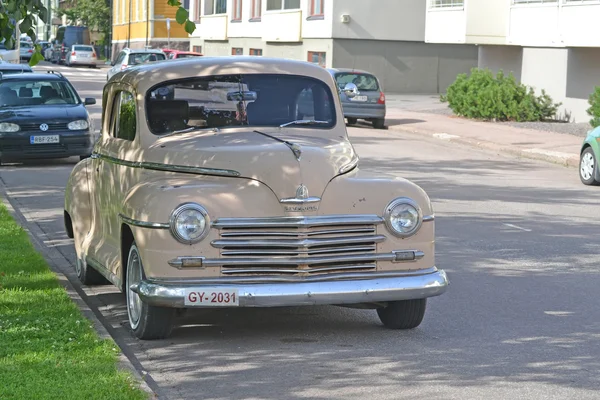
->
130, 268, 449, 308
423, 215, 435, 222
219, 227, 376, 237
211, 235, 386, 249
221, 264, 376, 275
93, 152, 241, 177
212, 215, 384, 229
169, 250, 423, 268
279, 196, 321, 204
118, 213, 169, 229
221, 245, 376, 256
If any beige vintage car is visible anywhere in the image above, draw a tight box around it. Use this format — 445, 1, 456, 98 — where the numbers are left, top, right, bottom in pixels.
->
64, 56, 449, 340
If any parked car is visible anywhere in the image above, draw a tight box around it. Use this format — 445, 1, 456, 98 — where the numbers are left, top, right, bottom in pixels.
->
107, 48, 166, 81
50, 25, 91, 65
0, 71, 97, 165
19, 41, 34, 61
64, 56, 449, 340
579, 128, 600, 185
163, 48, 203, 59
326, 68, 386, 129
66, 44, 97, 68
0, 60, 33, 74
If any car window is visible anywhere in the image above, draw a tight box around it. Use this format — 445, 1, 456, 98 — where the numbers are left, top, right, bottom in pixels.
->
115, 52, 126, 64
0, 80, 80, 106
74, 45, 93, 52
334, 73, 380, 91
20, 42, 32, 49
177, 53, 201, 59
146, 73, 335, 135
128, 53, 165, 65
110, 91, 136, 141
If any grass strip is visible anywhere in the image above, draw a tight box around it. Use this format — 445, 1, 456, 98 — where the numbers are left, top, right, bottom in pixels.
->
0, 201, 148, 400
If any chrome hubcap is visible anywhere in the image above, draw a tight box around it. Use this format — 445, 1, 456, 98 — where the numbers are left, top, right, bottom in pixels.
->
580, 152, 595, 181
126, 247, 143, 330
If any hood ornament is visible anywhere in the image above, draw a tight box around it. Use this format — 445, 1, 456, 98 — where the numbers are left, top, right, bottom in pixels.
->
280, 183, 321, 211
296, 184, 309, 199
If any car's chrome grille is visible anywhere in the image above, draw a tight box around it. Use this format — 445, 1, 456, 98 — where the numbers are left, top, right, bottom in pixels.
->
211, 215, 386, 276
19, 123, 69, 131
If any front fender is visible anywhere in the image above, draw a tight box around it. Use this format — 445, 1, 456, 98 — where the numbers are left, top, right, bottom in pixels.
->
581, 128, 600, 181
64, 158, 93, 256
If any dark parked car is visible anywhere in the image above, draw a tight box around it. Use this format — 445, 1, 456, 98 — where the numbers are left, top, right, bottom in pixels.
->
0, 71, 97, 165
0, 61, 33, 75
50, 26, 91, 65
326, 68, 386, 129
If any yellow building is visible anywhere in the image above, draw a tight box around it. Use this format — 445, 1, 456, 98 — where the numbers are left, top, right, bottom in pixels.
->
112, 0, 190, 56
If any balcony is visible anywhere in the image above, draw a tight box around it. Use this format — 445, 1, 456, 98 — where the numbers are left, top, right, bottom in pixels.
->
425, 7, 466, 43
262, 10, 302, 42
198, 14, 228, 41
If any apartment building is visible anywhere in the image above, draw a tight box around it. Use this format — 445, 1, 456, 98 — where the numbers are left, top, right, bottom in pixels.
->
426, 0, 600, 123
111, 0, 190, 55
187, 0, 478, 93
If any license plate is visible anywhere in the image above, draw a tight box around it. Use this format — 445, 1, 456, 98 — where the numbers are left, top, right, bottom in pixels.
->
350, 95, 368, 102
30, 135, 59, 144
184, 289, 239, 306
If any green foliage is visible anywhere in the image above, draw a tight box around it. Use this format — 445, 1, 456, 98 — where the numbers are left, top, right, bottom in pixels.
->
440, 68, 562, 122
168, 0, 197, 34
586, 86, 600, 128
56, 0, 111, 48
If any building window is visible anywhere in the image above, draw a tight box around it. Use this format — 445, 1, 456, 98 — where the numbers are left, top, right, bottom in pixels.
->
429, 0, 464, 7
308, 51, 326, 67
310, 0, 323, 16
232, 47, 243, 55
193, 45, 202, 53
251, 0, 262, 19
193, 0, 201, 21
266, 0, 300, 11
205, 0, 227, 15
512, 0, 557, 3
250, 48, 263, 56
233, 0, 242, 20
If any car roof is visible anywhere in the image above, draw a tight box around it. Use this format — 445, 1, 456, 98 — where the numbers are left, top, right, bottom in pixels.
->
0, 63, 33, 71
0, 72, 66, 81
326, 67, 377, 76
113, 56, 337, 95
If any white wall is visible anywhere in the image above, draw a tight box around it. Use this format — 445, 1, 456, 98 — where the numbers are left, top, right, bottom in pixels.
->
333, 0, 425, 42
228, 0, 262, 38
561, 4, 600, 47
425, 9, 466, 43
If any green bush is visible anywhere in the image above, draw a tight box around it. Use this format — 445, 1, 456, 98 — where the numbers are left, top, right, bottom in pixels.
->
440, 68, 561, 122
586, 86, 600, 127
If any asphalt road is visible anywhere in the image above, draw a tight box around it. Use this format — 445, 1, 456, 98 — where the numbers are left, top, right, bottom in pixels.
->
1, 63, 600, 399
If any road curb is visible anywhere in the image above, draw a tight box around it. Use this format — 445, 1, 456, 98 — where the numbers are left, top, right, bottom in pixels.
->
0, 181, 162, 400
387, 123, 580, 168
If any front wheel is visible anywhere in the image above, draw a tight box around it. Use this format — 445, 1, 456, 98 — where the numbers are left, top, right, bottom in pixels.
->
377, 299, 427, 330
126, 243, 176, 340
579, 147, 599, 186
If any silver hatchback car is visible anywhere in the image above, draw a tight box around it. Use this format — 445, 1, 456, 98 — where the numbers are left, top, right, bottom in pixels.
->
326, 68, 386, 129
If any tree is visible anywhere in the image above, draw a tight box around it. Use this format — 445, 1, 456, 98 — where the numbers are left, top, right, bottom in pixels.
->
56, 0, 111, 46
0, 0, 196, 66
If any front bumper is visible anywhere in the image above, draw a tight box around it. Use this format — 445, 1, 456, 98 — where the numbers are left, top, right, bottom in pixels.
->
341, 103, 386, 119
130, 268, 449, 308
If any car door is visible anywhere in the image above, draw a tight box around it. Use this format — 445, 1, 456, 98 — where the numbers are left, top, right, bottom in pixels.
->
93, 85, 139, 281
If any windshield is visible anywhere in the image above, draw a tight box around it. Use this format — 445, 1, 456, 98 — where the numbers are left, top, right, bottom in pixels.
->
128, 52, 166, 65
0, 80, 81, 107
146, 73, 336, 135
334, 72, 380, 91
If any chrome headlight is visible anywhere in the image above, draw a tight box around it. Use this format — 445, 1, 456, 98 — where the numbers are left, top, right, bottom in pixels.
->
68, 120, 89, 130
383, 197, 423, 238
169, 203, 210, 244
0, 122, 20, 132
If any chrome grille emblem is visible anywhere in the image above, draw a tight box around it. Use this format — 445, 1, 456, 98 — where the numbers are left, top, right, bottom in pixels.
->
39, 123, 49, 131
296, 184, 308, 199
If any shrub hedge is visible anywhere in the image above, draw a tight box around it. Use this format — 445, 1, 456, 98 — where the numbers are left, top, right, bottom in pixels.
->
440, 68, 561, 122
586, 87, 600, 128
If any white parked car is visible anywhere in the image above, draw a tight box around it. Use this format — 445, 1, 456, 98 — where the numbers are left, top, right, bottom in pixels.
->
65, 45, 97, 68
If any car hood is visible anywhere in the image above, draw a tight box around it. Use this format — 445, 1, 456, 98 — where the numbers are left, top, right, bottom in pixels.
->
143, 129, 358, 201
0, 105, 88, 123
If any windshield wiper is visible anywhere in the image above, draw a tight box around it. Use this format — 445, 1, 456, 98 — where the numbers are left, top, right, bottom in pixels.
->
279, 119, 329, 128
252, 130, 302, 161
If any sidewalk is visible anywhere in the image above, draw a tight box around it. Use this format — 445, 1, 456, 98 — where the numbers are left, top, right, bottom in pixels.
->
383, 102, 586, 168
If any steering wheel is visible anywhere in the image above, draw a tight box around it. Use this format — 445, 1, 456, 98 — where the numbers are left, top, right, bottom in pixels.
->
44, 98, 68, 104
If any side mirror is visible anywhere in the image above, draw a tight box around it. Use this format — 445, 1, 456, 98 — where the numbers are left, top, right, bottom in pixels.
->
227, 90, 258, 102
84, 98, 96, 105
342, 82, 358, 98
